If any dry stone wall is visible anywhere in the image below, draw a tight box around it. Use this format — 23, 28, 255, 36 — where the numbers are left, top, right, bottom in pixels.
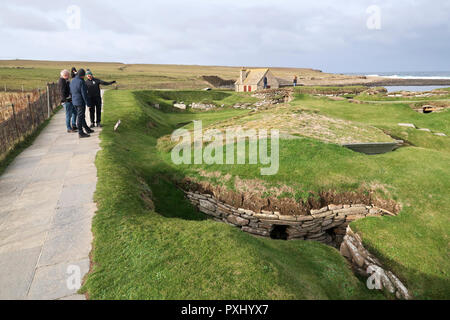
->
185, 190, 390, 247
340, 226, 411, 300
185, 189, 411, 299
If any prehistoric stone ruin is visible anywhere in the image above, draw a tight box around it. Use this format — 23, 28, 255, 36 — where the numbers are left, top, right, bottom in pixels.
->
184, 190, 391, 247
184, 189, 411, 299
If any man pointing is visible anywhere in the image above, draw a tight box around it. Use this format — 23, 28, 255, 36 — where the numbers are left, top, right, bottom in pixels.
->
85, 70, 116, 128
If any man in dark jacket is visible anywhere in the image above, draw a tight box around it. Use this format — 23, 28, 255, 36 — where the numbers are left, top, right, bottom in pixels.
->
69, 69, 94, 138
70, 67, 77, 79
58, 69, 77, 133
85, 70, 116, 128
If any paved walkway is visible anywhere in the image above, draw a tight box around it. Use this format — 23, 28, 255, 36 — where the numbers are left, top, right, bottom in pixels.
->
0, 105, 101, 300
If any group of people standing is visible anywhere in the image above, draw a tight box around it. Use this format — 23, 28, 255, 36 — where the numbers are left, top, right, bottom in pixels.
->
58, 67, 116, 138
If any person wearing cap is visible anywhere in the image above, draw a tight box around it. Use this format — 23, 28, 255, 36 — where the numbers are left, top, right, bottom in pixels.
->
85, 70, 116, 128
58, 69, 77, 133
69, 68, 94, 138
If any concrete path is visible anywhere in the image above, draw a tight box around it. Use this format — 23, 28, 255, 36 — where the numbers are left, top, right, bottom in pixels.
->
0, 104, 101, 300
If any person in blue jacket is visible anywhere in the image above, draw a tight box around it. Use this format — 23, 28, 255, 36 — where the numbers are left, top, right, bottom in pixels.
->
70, 69, 94, 138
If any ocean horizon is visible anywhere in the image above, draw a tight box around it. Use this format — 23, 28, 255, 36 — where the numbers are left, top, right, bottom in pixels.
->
358, 71, 450, 80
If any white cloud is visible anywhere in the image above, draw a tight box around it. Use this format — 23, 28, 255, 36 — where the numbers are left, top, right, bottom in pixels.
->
0, 0, 448, 72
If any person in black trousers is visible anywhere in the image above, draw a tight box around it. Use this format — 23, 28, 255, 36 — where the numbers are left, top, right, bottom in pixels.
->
69, 69, 94, 138
85, 70, 116, 128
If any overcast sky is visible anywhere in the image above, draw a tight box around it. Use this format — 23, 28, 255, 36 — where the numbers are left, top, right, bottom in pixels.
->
1, 0, 449, 73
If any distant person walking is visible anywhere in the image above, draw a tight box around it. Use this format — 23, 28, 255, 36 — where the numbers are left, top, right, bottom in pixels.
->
58, 69, 77, 133
85, 70, 116, 128
293, 76, 298, 87
70, 69, 94, 138
263, 76, 268, 89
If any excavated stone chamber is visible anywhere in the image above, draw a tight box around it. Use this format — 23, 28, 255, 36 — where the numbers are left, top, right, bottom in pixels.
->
184, 190, 392, 248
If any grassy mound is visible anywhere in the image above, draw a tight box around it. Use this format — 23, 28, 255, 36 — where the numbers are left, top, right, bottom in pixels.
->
81, 90, 381, 300
161, 104, 394, 145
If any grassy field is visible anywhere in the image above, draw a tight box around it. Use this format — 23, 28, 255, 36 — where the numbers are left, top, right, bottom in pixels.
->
81, 90, 383, 300
150, 91, 449, 299
0, 60, 330, 91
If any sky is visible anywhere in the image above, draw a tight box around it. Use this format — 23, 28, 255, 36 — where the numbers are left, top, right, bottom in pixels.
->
0, 0, 449, 73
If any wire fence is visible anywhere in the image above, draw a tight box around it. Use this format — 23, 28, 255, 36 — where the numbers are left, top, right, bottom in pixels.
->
0, 83, 60, 159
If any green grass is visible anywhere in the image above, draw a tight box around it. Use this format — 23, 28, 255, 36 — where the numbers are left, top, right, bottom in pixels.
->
155, 93, 450, 299
292, 95, 450, 150
295, 86, 372, 95
81, 90, 381, 300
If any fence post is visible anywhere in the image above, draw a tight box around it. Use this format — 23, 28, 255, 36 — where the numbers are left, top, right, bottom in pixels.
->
4, 84, 6, 92
37, 88, 44, 121
22, 84, 24, 93
47, 84, 51, 118
10, 103, 20, 140
27, 94, 34, 130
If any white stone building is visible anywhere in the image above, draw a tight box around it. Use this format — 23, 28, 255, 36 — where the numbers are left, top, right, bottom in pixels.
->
235, 68, 280, 92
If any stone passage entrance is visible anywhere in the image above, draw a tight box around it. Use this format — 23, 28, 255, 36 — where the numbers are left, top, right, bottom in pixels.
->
270, 225, 288, 240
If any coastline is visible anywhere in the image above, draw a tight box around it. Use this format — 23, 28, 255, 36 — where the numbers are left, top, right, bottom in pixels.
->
288, 75, 450, 88
363, 77, 450, 87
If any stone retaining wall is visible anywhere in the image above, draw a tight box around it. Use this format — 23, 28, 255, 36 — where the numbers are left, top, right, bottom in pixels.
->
185, 190, 390, 247
340, 226, 411, 300
184, 190, 411, 299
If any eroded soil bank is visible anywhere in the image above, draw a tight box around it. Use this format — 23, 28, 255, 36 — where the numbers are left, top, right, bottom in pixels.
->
179, 177, 400, 216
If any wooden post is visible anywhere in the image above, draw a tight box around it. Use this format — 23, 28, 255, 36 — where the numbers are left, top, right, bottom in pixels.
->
27, 94, 33, 129
47, 84, 51, 118
10, 103, 20, 140
22, 84, 24, 92
4, 84, 6, 92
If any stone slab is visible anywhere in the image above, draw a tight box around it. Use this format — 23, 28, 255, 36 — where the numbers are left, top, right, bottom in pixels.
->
27, 259, 90, 300
0, 246, 42, 300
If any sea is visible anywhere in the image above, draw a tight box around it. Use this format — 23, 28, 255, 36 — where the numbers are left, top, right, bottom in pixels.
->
351, 71, 450, 92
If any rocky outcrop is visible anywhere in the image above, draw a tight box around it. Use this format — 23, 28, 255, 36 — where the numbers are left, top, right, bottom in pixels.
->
190, 102, 216, 110
173, 102, 187, 110
340, 227, 411, 300
251, 88, 293, 106
173, 102, 220, 111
